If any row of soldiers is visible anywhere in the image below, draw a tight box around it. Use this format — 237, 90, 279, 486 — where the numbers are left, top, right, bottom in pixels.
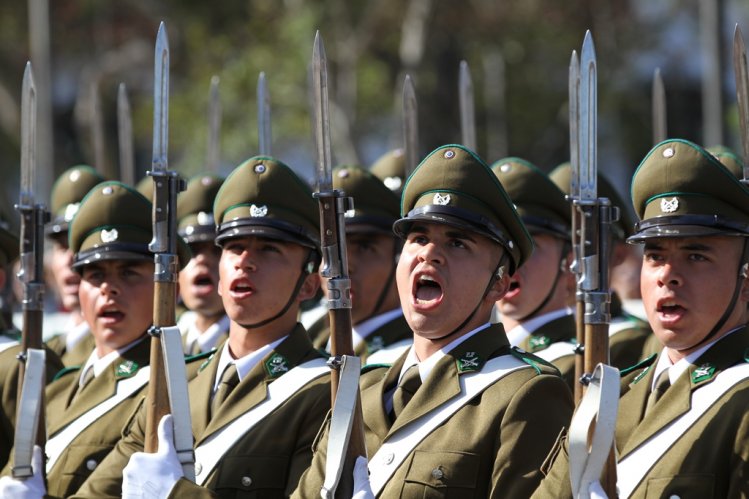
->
0, 114, 748, 496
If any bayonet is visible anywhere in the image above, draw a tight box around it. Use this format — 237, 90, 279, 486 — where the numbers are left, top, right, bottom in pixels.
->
652, 68, 667, 145
402, 74, 419, 178
458, 60, 477, 152
733, 24, 749, 182
91, 80, 106, 177
207, 75, 221, 172
257, 72, 272, 156
117, 83, 136, 185
579, 33, 597, 204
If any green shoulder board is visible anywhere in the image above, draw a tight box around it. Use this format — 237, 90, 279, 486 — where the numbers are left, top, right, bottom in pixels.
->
620, 353, 657, 377
53, 365, 82, 382
510, 347, 561, 376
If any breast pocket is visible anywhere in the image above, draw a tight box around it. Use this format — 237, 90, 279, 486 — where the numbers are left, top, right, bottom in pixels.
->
644, 474, 715, 499
212, 454, 289, 499
53, 444, 113, 497
401, 450, 480, 498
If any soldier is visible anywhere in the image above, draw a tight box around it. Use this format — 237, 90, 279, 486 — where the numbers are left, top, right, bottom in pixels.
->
75, 156, 331, 498
307, 165, 410, 364
549, 162, 652, 369
533, 139, 749, 498
176, 174, 229, 355
370, 148, 407, 196
44, 165, 106, 366
0, 181, 191, 496
491, 158, 578, 389
295, 144, 574, 498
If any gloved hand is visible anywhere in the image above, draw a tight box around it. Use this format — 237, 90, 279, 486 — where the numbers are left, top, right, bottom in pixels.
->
122, 414, 184, 499
352, 455, 375, 499
0, 445, 46, 499
588, 480, 609, 499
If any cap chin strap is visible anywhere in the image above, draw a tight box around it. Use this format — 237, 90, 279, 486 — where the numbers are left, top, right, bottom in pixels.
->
679, 238, 749, 352
517, 241, 569, 322
238, 250, 316, 330
368, 239, 400, 319
431, 254, 508, 342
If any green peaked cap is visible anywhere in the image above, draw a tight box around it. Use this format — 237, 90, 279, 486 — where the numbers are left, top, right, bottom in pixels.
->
47, 165, 106, 237
177, 174, 224, 243
393, 144, 533, 275
333, 164, 400, 234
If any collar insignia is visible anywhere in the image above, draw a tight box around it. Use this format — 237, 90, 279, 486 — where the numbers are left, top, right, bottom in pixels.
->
199, 352, 216, 372
250, 204, 268, 217
115, 360, 139, 379
456, 351, 484, 373
433, 193, 451, 205
691, 363, 716, 384
367, 336, 385, 354
101, 228, 119, 243
660, 197, 679, 213
631, 365, 652, 384
529, 335, 551, 352
265, 353, 289, 378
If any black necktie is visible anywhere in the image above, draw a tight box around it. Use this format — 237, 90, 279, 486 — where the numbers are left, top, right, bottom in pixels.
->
391, 364, 422, 420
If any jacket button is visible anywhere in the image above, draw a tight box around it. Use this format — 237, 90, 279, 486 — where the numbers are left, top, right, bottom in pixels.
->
383, 452, 395, 465
669, 496, 680, 499
195, 462, 202, 474
86, 459, 97, 471
241, 476, 252, 487
431, 468, 444, 480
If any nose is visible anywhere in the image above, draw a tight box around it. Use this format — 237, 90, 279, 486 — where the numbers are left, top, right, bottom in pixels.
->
99, 279, 120, 297
417, 241, 444, 265
657, 260, 682, 287
235, 249, 257, 272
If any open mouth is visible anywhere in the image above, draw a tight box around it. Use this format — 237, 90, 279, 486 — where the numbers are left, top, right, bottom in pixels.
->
503, 279, 521, 299
98, 306, 124, 324
413, 273, 443, 307
192, 273, 216, 296
656, 299, 686, 324
230, 277, 254, 299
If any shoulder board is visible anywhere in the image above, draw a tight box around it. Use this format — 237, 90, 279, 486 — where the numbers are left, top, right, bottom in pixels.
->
620, 353, 657, 377
53, 365, 82, 382
362, 363, 390, 374
510, 347, 561, 376
184, 349, 215, 363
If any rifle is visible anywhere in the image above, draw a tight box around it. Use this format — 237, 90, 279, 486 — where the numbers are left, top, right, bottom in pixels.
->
310, 31, 367, 499
144, 22, 195, 480
257, 72, 272, 156
207, 75, 221, 172
402, 74, 418, 178
458, 60, 477, 152
12, 62, 49, 479
652, 68, 667, 145
733, 24, 749, 183
117, 83, 136, 186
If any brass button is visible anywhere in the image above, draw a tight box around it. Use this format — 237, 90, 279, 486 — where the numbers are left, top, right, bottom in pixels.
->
241, 476, 252, 487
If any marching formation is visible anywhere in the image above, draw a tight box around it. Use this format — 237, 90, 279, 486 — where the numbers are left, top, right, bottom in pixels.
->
0, 20, 748, 499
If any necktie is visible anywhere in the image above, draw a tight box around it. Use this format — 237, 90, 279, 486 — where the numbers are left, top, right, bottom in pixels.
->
391, 364, 422, 420
210, 363, 239, 418
73, 366, 95, 401
645, 368, 670, 416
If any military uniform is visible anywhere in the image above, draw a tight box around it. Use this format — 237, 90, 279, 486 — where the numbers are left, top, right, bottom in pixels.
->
511, 311, 577, 388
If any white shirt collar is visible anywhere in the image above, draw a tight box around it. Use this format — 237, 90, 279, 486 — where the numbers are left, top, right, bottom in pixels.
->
183, 314, 230, 353
66, 320, 91, 352
505, 307, 573, 347
79, 335, 145, 386
329, 308, 404, 351
212, 334, 287, 393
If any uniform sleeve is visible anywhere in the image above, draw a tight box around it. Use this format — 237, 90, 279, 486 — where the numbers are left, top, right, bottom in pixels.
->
290, 412, 332, 498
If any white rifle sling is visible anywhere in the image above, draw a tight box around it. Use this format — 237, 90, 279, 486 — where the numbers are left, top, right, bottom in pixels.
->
161, 325, 195, 481
534, 341, 577, 363
368, 355, 530, 495
194, 358, 329, 485
321, 355, 362, 499
12, 348, 45, 478
569, 363, 620, 499
45, 365, 151, 472
617, 363, 749, 498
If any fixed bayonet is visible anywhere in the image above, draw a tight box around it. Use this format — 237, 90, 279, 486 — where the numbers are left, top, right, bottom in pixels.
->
652, 68, 667, 145
458, 60, 477, 152
579, 33, 597, 205
733, 24, 749, 182
91, 80, 106, 176
207, 75, 221, 172
257, 72, 272, 156
117, 83, 136, 185
402, 74, 419, 178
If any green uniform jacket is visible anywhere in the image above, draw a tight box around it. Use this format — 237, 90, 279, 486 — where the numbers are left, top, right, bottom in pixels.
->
0, 330, 64, 470
532, 326, 749, 498
73, 324, 331, 499
517, 313, 577, 391
46, 331, 96, 368
295, 323, 574, 498
608, 294, 653, 370
309, 312, 412, 363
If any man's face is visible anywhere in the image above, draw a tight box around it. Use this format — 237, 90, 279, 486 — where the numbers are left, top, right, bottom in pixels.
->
396, 222, 505, 340
79, 259, 154, 355
345, 231, 397, 324
498, 232, 567, 320
218, 236, 312, 326
641, 236, 749, 355
48, 237, 81, 311
178, 241, 223, 318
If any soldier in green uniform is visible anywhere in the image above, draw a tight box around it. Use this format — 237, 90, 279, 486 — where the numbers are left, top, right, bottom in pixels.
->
75, 156, 331, 498
307, 165, 410, 364
490, 158, 578, 389
295, 144, 574, 498
176, 174, 229, 354
44, 165, 106, 367
0, 181, 191, 497
533, 139, 749, 498
370, 148, 407, 196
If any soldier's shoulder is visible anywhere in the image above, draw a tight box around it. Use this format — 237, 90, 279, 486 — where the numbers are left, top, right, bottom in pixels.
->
53, 364, 82, 382
509, 346, 563, 377
360, 363, 390, 388
621, 353, 658, 384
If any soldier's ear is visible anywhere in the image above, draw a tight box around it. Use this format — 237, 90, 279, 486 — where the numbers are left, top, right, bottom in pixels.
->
297, 272, 321, 302
486, 269, 510, 303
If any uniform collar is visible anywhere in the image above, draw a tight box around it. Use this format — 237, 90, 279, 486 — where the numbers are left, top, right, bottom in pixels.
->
80, 335, 145, 383
213, 333, 287, 392
506, 307, 573, 347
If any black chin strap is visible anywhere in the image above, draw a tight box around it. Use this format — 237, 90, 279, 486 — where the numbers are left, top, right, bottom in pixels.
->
517, 240, 569, 322
680, 238, 749, 352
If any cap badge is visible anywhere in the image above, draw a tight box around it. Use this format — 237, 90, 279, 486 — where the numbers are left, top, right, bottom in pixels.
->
201, 176, 213, 186
69, 170, 82, 182
456, 351, 484, 373
383, 176, 402, 191
101, 228, 119, 243
250, 204, 268, 217
662, 147, 675, 158
264, 353, 290, 378
102, 186, 114, 195
185, 226, 195, 235
254, 164, 267, 174
344, 208, 355, 218
660, 197, 679, 213
337, 169, 350, 178
443, 149, 456, 159
64, 203, 80, 222
433, 193, 451, 206
197, 211, 214, 225
499, 163, 512, 173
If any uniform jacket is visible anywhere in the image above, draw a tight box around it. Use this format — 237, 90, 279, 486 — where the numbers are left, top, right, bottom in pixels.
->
73, 323, 331, 499
608, 294, 652, 370
517, 313, 577, 391
295, 323, 574, 498
46, 331, 96, 367
532, 325, 749, 498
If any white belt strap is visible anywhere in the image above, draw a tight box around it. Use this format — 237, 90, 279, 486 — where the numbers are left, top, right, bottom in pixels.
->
12, 348, 46, 478
365, 339, 411, 366
46, 365, 151, 472
194, 358, 329, 485
535, 341, 576, 363
617, 363, 749, 498
368, 356, 530, 495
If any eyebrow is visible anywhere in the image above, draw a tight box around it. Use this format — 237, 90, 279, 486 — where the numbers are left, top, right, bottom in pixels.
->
643, 242, 714, 252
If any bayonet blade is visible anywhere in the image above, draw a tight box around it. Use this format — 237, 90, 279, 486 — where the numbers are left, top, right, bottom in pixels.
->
207, 75, 221, 172
20, 62, 37, 208
402, 74, 419, 178
91, 80, 106, 176
579, 31, 597, 200
569, 50, 580, 200
458, 60, 477, 152
312, 31, 332, 191
152, 22, 169, 174
733, 24, 749, 181
652, 68, 667, 145
117, 83, 135, 185
257, 72, 272, 156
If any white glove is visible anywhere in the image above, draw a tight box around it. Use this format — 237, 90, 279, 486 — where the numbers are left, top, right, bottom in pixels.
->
123, 414, 184, 499
352, 455, 375, 499
0, 445, 46, 499
588, 480, 609, 499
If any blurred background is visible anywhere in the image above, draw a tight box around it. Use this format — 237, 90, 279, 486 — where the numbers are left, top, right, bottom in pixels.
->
0, 0, 748, 208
